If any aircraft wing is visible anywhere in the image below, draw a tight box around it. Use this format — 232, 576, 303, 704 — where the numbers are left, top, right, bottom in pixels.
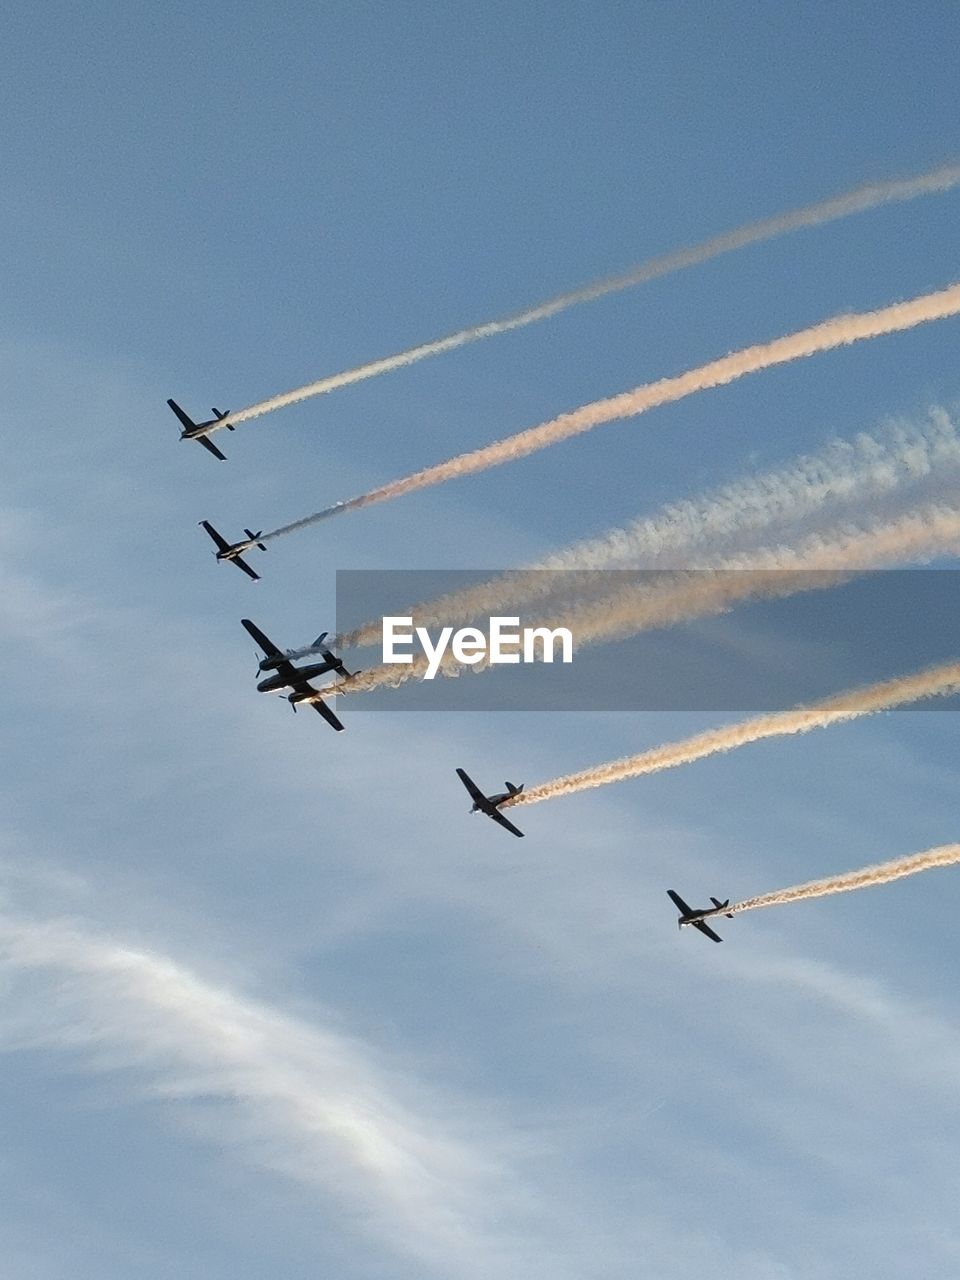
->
456, 768, 487, 807
167, 398, 194, 430
200, 520, 231, 552
693, 919, 723, 943
243, 618, 299, 681
489, 808, 525, 838
197, 435, 227, 461
312, 699, 345, 732
232, 556, 260, 582
667, 889, 693, 916
242, 618, 281, 658
290, 676, 346, 732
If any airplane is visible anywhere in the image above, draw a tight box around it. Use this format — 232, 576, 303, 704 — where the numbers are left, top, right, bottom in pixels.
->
199, 521, 266, 581
666, 889, 734, 944
167, 399, 233, 461
251, 632, 356, 691
455, 768, 525, 838
242, 618, 354, 732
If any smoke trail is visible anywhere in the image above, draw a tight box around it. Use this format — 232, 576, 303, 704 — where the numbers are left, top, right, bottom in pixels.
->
559, 502, 960, 653
260, 282, 960, 540
339, 503, 960, 696
322, 408, 960, 653
214, 162, 960, 429
513, 660, 960, 807
725, 842, 960, 917
533, 408, 960, 570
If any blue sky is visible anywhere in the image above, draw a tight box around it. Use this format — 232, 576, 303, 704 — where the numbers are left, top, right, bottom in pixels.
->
4, 2, 960, 1276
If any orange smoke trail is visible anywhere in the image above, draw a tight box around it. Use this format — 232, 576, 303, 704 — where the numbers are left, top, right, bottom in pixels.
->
261, 282, 960, 540
216, 162, 960, 429
515, 660, 960, 806
727, 843, 960, 916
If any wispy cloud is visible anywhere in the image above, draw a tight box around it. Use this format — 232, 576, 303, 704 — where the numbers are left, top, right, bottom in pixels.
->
0, 910, 576, 1280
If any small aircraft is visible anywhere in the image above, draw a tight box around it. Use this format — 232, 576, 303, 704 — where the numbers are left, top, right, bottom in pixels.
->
252, 634, 355, 692
199, 521, 266, 581
242, 618, 354, 732
666, 889, 734, 943
167, 399, 233, 461
455, 768, 525, 838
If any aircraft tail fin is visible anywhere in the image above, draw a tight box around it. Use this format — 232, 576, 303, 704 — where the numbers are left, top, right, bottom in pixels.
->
312, 632, 329, 649
319, 644, 358, 681
245, 529, 268, 551
711, 897, 734, 919
505, 781, 523, 794
212, 408, 234, 430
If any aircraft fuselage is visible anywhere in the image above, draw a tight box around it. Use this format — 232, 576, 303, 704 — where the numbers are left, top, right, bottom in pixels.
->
679, 909, 724, 927
257, 661, 338, 694
180, 412, 228, 441
180, 418, 222, 441
472, 790, 512, 812
217, 540, 257, 562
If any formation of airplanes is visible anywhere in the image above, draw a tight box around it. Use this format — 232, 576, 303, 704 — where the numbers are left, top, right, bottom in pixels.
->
172, 396, 732, 941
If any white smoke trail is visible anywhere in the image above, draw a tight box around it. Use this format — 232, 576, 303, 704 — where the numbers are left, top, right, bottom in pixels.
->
321, 408, 960, 653
340, 503, 960, 696
560, 502, 960, 652
260, 281, 960, 540
726, 842, 960, 917
513, 660, 960, 807
215, 162, 960, 429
